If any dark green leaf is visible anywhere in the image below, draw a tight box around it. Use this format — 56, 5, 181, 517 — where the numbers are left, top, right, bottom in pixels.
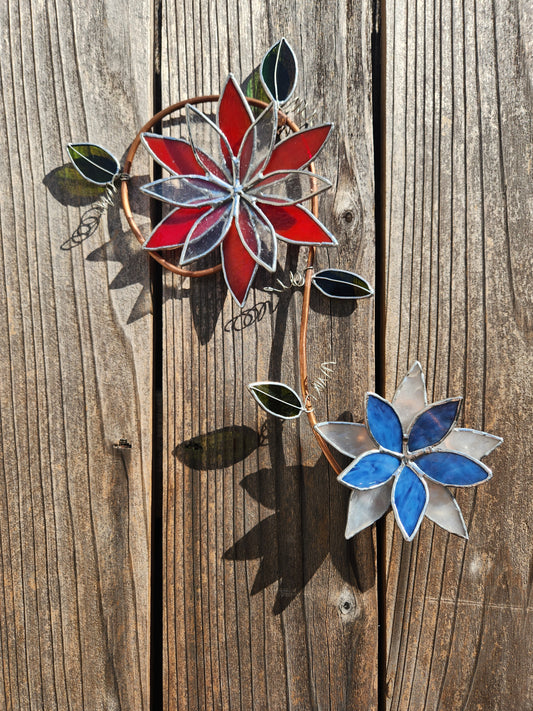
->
260, 38, 298, 104
312, 269, 374, 299
67, 143, 120, 185
248, 382, 303, 420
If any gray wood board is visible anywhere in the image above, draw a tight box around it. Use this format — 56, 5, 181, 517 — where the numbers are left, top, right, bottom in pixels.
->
158, 1, 378, 708
383, 0, 533, 708
0, 0, 153, 707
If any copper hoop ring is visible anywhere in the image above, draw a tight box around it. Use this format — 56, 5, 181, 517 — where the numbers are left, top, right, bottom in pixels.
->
121, 91, 339, 471
121, 95, 294, 277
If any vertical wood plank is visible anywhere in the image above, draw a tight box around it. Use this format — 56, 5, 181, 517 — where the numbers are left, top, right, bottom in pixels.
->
158, 0, 378, 708
383, 0, 533, 708
0, 0, 152, 708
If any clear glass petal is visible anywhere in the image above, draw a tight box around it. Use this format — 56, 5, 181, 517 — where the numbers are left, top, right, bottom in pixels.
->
392, 465, 428, 541
424, 478, 468, 538
263, 124, 333, 173
141, 134, 203, 175
238, 103, 277, 183
366, 394, 403, 452
220, 221, 258, 306
392, 361, 427, 431
436, 428, 502, 459
143, 206, 210, 250
414, 451, 492, 487
257, 203, 337, 245
339, 450, 402, 490
247, 170, 331, 205
236, 201, 277, 272
186, 104, 234, 182
345, 482, 393, 539
314, 422, 375, 459
141, 176, 230, 207
180, 204, 233, 264
408, 398, 461, 451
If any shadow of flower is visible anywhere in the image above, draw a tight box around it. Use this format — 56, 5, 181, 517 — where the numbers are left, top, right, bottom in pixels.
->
86, 228, 152, 323
224, 454, 375, 614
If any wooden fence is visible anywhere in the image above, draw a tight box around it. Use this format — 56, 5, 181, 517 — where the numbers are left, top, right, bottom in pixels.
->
1, 0, 531, 708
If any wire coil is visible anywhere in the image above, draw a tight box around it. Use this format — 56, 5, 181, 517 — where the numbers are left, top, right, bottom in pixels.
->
309, 361, 337, 402
264, 270, 306, 293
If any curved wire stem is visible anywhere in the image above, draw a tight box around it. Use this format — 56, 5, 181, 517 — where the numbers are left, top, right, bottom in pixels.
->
299, 222, 342, 476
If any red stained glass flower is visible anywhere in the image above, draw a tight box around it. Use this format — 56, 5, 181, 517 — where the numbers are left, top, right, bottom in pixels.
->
140, 75, 337, 306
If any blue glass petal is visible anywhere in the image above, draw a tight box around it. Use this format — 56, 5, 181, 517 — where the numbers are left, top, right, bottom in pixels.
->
408, 399, 461, 451
414, 451, 491, 486
393, 466, 428, 540
366, 394, 403, 452
340, 451, 401, 490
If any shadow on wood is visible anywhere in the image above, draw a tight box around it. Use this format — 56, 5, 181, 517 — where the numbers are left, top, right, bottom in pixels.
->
174, 424, 264, 470
224, 453, 375, 614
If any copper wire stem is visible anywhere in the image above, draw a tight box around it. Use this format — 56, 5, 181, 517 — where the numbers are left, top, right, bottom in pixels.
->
299, 204, 342, 475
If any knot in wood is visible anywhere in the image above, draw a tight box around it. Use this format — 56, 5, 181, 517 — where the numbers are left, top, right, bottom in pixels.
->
338, 592, 357, 617
343, 210, 354, 223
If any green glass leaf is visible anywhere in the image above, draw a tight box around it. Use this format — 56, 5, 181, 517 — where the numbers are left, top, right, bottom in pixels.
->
248, 381, 303, 420
312, 269, 374, 300
67, 143, 120, 185
260, 38, 298, 104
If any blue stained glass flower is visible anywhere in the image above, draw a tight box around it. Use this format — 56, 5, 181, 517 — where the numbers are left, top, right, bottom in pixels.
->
315, 362, 502, 541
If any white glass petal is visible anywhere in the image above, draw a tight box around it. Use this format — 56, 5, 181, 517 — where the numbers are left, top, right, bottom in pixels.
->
345, 481, 393, 539
424, 478, 468, 539
236, 201, 277, 272
392, 361, 427, 431
247, 170, 332, 205
180, 204, 233, 264
186, 104, 234, 182
238, 103, 277, 184
436, 428, 502, 460
314, 422, 375, 459
141, 176, 230, 207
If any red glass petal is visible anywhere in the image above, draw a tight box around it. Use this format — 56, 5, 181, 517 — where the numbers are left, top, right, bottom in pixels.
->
258, 203, 337, 245
218, 75, 254, 156
262, 124, 333, 173
221, 222, 258, 306
142, 135, 203, 175
143, 206, 209, 250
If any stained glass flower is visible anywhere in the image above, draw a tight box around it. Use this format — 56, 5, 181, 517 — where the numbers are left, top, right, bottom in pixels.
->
315, 362, 502, 541
139, 75, 337, 305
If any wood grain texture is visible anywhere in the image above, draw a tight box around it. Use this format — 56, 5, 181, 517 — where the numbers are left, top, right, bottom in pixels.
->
157, 0, 378, 708
383, 0, 533, 708
0, 0, 152, 708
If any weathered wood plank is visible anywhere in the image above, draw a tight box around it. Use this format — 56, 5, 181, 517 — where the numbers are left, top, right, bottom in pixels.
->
383, 0, 533, 708
0, 0, 152, 708
158, 1, 378, 708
